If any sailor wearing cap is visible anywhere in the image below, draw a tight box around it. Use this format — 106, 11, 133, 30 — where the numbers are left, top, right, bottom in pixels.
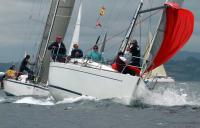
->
48, 35, 67, 62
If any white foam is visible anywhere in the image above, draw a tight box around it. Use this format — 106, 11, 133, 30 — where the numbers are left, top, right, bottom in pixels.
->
18, 75, 28, 83
14, 97, 54, 106
56, 95, 97, 104
0, 97, 5, 102
137, 84, 200, 106
0, 72, 5, 75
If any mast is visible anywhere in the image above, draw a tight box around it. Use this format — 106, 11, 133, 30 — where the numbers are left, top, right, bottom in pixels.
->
100, 32, 107, 54
68, 0, 82, 55
35, 0, 75, 83
119, 1, 143, 53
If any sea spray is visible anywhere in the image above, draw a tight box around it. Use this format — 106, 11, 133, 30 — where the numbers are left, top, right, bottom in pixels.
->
14, 97, 54, 106
139, 82, 200, 106
0, 97, 5, 102
56, 95, 97, 104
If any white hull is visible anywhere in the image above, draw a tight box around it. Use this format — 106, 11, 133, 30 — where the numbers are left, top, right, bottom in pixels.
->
3, 79, 49, 96
48, 61, 146, 105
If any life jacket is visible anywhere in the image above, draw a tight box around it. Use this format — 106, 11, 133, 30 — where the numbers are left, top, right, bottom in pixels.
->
112, 55, 141, 76
126, 66, 141, 76
6, 70, 16, 78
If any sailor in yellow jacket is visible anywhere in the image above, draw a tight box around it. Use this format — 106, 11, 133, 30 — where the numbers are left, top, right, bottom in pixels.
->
5, 65, 17, 79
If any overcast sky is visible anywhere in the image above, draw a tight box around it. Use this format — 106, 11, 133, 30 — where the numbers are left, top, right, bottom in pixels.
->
0, 0, 199, 62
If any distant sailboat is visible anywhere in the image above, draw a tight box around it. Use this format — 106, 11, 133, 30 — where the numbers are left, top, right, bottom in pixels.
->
3, 0, 75, 96
145, 65, 175, 83
48, 0, 194, 105
143, 32, 174, 83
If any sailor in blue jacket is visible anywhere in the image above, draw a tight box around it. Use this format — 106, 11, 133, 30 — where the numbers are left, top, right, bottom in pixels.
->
86, 45, 104, 63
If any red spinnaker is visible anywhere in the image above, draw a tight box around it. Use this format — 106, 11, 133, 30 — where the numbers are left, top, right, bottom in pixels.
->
147, 2, 194, 71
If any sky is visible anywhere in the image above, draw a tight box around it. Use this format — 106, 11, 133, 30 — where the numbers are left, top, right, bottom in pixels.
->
0, 0, 199, 62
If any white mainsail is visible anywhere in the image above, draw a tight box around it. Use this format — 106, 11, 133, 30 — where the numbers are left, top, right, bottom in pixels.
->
35, 0, 75, 83
68, 0, 82, 55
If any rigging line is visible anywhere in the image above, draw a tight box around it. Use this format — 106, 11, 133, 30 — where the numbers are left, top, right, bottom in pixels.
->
104, 40, 122, 52
139, 15, 142, 49
113, 0, 133, 27
103, 0, 116, 33
27, 0, 39, 41
82, 24, 104, 29
33, 2, 47, 72
32, 0, 51, 72
108, 0, 132, 33
30, 0, 42, 40
28, 0, 45, 59
104, 0, 131, 35
112, 1, 139, 40
16, 0, 23, 62
34, 0, 44, 44
84, 6, 161, 54
28, 0, 42, 69
148, 0, 153, 32
22, 0, 37, 59
33, 0, 49, 59
105, 9, 161, 42
39, 0, 50, 23
40, 0, 60, 64
94, 12, 161, 55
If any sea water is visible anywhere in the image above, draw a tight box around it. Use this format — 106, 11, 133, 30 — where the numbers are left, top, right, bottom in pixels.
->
0, 81, 200, 128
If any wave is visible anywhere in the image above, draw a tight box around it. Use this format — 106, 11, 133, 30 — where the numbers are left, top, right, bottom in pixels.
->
5, 81, 200, 107
56, 95, 98, 104
12, 95, 97, 106
0, 97, 5, 102
14, 97, 54, 106
136, 82, 200, 106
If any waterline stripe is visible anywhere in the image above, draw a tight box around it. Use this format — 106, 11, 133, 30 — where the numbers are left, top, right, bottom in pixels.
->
48, 85, 82, 96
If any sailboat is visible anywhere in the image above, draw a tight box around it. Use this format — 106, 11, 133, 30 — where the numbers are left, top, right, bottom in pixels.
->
144, 65, 175, 83
3, 0, 75, 96
143, 31, 174, 83
48, 0, 194, 105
